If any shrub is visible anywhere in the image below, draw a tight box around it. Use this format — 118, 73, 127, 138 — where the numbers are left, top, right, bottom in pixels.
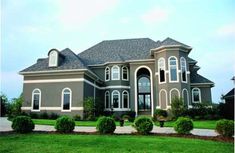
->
133, 116, 153, 135
40, 112, 49, 119
170, 97, 187, 119
29, 112, 39, 119
11, 116, 35, 133
55, 116, 75, 133
174, 117, 193, 134
122, 115, 130, 121
49, 113, 59, 120
215, 119, 234, 137
124, 110, 136, 122
73, 114, 81, 121
96, 116, 116, 134
7, 94, 23, 119
83, 97, 95, 120
153, 109, 168, 121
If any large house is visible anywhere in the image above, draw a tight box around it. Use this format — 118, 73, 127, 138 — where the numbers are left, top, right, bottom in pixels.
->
20, 37, 214, 117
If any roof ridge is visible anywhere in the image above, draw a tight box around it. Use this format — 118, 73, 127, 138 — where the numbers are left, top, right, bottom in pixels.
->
102, 37, 151, 42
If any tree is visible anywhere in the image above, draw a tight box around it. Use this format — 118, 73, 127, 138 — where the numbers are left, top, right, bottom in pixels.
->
7, 93, 23, 119
170, 96, 187, 119
0, 93, 8, 117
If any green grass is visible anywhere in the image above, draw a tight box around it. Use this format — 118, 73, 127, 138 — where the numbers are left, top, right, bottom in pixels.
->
33, 119, 132, 127
33, 119, 216, 129
0, 134, 233, 153
155, 120, 217, 129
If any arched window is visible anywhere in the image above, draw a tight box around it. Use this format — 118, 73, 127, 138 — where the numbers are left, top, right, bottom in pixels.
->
112, 90, 120, 108
32, 89, 41, 111
122, 66, 129, 81
48, 50, 58, 67
180, 57, 187, 83
169, 88, 180, 105
105, 91, 110, 109
159, 89, 167, 109
62, 88, 72, 111
105, 67, 110, 81
169, 56, 178, 82
192, 88, 201, 103
111, 65, 120, 80
122, 90, 129, 108
158, 58, 166, 83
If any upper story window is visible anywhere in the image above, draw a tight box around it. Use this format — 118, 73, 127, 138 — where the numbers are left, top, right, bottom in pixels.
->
122, 66, 129, 81
192, 88, 201, 103
48, 50, 58, 67
180, 57, 187, 83
169, 56, 178, 82
105, 91, 110, 109
32, 89, 41, 111
158, 58, 166, 83
62, 88, 72, 111
105, 67, 110, 81
112, 90, 120, 108
111, 65, 120, 80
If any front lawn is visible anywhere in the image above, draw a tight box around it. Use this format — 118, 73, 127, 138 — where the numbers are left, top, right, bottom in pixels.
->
32, 119, 132, 127
155, 120, 217, 129
33, 119, 217, 129
0, 134, 233, 153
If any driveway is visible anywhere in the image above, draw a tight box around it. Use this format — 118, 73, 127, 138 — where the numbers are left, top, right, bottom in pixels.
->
0, 117, 218, 136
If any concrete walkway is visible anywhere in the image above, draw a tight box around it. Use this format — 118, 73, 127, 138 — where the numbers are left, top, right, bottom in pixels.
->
0, 117, 218, 136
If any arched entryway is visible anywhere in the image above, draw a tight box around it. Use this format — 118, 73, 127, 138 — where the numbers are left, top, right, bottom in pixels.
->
134, 66, 153, 116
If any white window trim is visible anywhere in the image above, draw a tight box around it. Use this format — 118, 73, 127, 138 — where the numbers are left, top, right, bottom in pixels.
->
111, 90, 120, 109
169, 88, 180, 107
122, 90, 129, 109
168, 56, 179, 83
158, 57, 166, 84
134, 65, 154, 116
31, 88, 41, 112
180, 57, 187, 83
182, 88, 190, 107
159, 89, 168, 110
111, 65, 120, 80
122, 66, 129, 81
48, 50, 58, 67
105, 66, 110, 81
192, 87, 201, 103
61, 87, 72, 112
104, 91, 110, 109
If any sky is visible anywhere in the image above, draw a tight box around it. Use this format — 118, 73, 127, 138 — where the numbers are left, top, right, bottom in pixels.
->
1, 0, 235, 102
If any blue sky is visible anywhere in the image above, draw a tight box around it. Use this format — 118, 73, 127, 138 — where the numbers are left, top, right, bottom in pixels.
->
1, 0, 235, 102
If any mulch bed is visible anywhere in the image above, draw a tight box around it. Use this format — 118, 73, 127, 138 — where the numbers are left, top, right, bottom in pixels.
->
0, 131, 233, 143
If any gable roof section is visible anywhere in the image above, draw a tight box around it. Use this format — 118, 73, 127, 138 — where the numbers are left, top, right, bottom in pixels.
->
20, 48, 87, 73
78, 38, 161, 65
160, 37, 191, 48
190, 72, 214, 85
223, 88, 235, 99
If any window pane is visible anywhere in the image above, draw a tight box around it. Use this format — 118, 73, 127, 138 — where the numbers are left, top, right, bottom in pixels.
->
145, 95, 151, 109
170, 68, 177, 81
113, 95, 119, 108
193, 92, 199, 102
182, 70, 186, 81
160, 69, 165, 82
105, 94, 109, 108
123, 94, 128, 108
33, 94, 39, 110
138, 95, 144, 109
63, 94, 70, 110
138, 77, 150, 93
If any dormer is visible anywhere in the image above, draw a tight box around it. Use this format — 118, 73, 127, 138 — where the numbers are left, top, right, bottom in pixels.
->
48, 49, 60, 67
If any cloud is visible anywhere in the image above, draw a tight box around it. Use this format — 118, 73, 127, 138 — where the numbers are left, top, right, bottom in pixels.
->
141, 7, 170, 25
55, 0, 119, 29
217, 22, 235, 38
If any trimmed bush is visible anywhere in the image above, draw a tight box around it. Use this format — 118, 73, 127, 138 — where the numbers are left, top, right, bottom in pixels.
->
153, 109, 168, 121
55, 116, 75, 133
125, 111, 136, 122
40, 112, 49, 119
49, 113, 59, 120
29, 112, 39, 119
73, 114, 81, 121
215, 119, 234, 137
11, 116, 35, 133
96, 116, 116, 134
174, 117, 193, 134
133, 116, 153, 135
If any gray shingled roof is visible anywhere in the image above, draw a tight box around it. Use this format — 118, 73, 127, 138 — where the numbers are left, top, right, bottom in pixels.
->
188, 57, 197, 63
160, 37, 191, 48
78, 38, 161, 65
20, 48, 87, 72
190, 73, 214, 84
